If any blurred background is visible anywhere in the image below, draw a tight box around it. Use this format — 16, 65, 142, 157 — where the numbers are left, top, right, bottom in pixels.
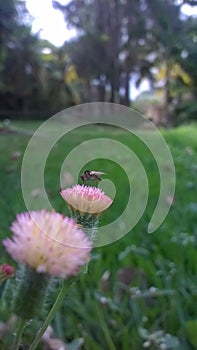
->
0, 0, 196, 126
0, 2, 197, 349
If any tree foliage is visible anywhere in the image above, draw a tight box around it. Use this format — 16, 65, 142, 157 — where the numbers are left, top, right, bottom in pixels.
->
53, 0, 154, 105
0, 0, 77, 115
52, 0, 197, 124
0, 0, 196, 124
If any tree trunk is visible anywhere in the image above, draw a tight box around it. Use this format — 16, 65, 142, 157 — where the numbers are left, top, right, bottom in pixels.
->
124, 72, 130, 106
163, 60, 172, 127
110, 62, 119, 103
98, 76, 106, 101
110, 60, 115, 102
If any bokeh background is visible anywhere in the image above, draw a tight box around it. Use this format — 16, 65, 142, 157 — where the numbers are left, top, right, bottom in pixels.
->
0, 1, 197, 349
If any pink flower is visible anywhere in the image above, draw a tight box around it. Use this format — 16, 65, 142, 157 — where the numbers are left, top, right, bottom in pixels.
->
0, 263, 15, 279
60, 185, 113, 214
3, 210, 92, 278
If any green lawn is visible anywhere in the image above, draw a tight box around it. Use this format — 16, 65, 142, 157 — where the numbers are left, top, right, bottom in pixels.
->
0, 122, 197, 349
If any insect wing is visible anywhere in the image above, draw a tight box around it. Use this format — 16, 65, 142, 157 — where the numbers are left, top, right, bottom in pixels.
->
89, 171, 106, 176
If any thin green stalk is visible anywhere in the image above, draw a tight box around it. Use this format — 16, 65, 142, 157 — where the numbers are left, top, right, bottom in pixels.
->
13, 318, 26, 350
28, 281, 68, 350
96, 306, 116, 350
54, 312, 64, 339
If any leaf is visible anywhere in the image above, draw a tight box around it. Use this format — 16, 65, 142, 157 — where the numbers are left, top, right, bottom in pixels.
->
118, 246, 149, 260
67, 338, 84, 350
138, 327, 149, 340
185, 320, 197, 349
164, 334, 180, 348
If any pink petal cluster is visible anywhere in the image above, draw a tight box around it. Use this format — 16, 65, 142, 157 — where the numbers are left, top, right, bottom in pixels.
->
60, 185, 113, 214
0, 263, 15, 278
3, 210, 92, 278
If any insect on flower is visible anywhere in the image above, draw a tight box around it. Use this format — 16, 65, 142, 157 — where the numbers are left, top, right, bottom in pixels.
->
80, 170, 106, 184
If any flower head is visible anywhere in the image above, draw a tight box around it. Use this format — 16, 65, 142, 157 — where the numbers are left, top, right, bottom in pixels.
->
3, 210, 92, 278
0, 263, 15, 282
60, 185, 112, 214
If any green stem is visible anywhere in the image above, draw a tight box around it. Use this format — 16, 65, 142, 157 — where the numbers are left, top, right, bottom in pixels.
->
96, 305, 116, 350
13, 265, 50, 320
28, 281, 68, 350
13, 318, 26, 350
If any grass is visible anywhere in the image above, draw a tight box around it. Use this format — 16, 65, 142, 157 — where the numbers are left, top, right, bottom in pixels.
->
0, 121, 197, 349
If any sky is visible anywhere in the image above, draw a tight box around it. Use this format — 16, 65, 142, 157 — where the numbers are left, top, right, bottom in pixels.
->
25, 0, 76, 47
25, 0, 197, 47
25, 0, 196, 99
